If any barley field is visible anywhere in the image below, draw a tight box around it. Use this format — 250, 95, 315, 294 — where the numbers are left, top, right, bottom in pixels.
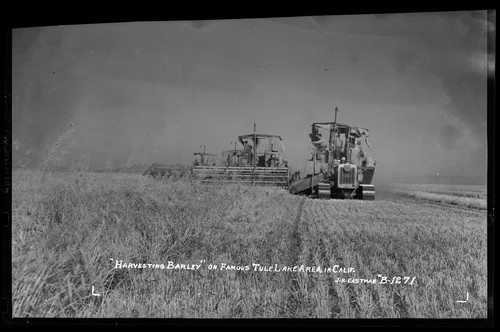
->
12, 170, 488, 318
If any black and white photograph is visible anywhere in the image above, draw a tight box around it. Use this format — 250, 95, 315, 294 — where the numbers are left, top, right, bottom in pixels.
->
7, 9, 493, 323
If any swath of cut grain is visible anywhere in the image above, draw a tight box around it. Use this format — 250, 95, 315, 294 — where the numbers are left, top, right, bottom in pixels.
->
294, 197, 487, 318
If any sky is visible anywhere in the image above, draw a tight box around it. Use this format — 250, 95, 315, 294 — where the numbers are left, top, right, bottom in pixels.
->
11, 11, 493, 184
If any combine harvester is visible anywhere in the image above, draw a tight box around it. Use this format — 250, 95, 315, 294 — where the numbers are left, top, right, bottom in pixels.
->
290, 107, 376, 200
192, 124, 290, 188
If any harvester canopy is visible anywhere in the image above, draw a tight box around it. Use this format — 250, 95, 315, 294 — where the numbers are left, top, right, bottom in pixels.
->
238, 134, 285, 153
310, 122, 369, 140
310, 122, 372, 151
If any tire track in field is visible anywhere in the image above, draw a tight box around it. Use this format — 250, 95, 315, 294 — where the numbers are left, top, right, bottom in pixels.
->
284, 195, 306, 317
314, 202, 343, 317
292, 198, 334, 317
303, 199, 344, 317
289, 196, 306, 266
309, 199, 366, 317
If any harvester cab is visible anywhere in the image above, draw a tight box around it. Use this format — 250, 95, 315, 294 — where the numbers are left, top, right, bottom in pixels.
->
222, 134, 286, 168
290, 110, 376, 200
236, 134, 286, 168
